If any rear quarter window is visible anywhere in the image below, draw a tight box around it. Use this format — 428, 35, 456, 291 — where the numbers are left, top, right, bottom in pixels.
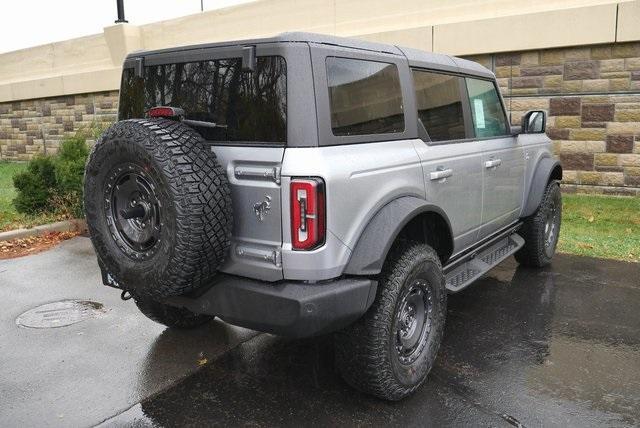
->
326, 57, 404, 136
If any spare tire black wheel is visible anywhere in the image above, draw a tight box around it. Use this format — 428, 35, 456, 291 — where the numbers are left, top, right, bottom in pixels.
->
84, 119, 233, 298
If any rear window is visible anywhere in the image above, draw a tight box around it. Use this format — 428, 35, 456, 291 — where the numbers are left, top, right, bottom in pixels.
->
119, 56, 287, 144
326, 57, 404, 136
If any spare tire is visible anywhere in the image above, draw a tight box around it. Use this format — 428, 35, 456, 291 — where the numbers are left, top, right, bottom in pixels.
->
84, 118, 232, 298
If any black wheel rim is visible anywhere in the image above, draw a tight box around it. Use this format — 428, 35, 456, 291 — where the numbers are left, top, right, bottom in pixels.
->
395, 279, 433, 365
543, 189, 561, 258
104, 163, 163, 260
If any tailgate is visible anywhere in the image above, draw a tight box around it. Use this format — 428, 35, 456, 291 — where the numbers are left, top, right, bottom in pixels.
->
212, 145, 284, 281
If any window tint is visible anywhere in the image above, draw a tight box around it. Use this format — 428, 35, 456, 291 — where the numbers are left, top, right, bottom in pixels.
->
138, 56, 286, 143
119, 68, 144, 120
412, 70, 466, 142
465, 78, 508, 138
326, 57, 404, 136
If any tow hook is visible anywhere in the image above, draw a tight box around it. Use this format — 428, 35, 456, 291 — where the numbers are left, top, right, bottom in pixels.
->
121, 290, 133, 301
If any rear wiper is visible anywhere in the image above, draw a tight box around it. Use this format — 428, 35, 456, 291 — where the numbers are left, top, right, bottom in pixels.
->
182, 119, 228, 129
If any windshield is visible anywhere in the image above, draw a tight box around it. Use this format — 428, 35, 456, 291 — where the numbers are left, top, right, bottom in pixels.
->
119, 55, 287, 144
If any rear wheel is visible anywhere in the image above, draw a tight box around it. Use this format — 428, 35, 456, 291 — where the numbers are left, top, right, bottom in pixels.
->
334, 242, 447, 401
515, 180, 562, 267
135, 298, 214, 329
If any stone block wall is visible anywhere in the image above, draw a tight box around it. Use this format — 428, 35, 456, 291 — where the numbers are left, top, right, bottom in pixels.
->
466, 42, 640, 195
0, 91, 118, 161
1, 41, 639, 194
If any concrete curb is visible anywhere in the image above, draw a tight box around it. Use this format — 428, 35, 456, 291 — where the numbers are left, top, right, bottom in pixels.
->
0, 219, 87, 242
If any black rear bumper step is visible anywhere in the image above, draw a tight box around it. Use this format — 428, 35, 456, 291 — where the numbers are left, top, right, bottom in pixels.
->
164, 275, 378, 338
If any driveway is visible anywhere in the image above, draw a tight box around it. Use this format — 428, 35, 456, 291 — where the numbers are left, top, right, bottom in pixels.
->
1, 237, 639, 427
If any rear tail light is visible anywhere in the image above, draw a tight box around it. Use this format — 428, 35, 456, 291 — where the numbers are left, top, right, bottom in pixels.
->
290, 178, 325, 250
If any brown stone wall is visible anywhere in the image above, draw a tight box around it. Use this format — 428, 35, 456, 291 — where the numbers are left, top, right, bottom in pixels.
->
465, 42, 640, 195
1, 41, 639, 194
0, 91, 118, 161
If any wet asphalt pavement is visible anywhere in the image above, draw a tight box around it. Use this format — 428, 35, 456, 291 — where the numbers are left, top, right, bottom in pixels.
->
1, 237, 639, 427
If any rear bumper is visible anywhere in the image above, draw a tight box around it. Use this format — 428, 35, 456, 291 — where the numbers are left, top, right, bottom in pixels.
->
164, 275, 378, 338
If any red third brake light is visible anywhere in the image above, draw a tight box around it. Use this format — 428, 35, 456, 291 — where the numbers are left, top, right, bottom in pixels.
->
290, 178, 325, 250
147, 106, 184, 119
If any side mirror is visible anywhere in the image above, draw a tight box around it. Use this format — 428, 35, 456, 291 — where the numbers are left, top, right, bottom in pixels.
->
521, 110, 546, 134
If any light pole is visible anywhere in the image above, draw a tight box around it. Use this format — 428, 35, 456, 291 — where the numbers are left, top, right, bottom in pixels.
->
115, 0, 128, 23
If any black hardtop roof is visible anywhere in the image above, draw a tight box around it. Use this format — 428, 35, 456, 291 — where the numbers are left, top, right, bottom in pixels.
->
126, 32, 494, 79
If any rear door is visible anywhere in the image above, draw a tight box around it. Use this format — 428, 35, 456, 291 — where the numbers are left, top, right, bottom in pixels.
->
410, 69, 484, 255
464, 77, 524, 238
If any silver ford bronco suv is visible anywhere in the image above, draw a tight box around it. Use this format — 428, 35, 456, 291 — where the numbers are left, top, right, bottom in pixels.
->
84, 33, 562, 400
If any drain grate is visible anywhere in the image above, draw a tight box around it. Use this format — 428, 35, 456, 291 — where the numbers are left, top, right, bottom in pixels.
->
16, 300, 105, 328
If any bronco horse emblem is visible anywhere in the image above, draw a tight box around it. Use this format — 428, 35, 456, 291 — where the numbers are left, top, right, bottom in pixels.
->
253, 194, 272, 222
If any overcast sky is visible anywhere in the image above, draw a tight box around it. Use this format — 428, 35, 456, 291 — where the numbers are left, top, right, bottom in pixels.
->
0, 0, 252, 53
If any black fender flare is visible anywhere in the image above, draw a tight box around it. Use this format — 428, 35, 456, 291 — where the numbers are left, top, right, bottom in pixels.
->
522, 157, 562, 218
344, 196, 453, 276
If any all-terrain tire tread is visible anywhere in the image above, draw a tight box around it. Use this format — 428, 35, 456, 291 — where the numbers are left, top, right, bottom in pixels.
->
334, 241, 446, 401
84, 119, 232, 298
515, 180, 561, 267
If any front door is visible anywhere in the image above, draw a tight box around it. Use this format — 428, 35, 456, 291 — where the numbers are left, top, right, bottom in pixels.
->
480, 137, 524, 237
464, 77, 524, 239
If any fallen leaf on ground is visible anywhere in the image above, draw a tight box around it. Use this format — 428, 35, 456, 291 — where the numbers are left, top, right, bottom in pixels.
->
197, 351, 208, 366
0, 231, 79, 260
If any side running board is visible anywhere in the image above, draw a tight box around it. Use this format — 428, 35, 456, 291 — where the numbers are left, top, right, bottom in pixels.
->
444, 233, 524, 293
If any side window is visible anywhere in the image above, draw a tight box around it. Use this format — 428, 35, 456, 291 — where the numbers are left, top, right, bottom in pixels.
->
326, 57, 404, 136
465, 78, 508, 138
411, 70, 467, 142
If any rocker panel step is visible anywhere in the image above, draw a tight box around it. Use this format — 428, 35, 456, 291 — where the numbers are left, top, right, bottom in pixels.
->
444, 233, 524, 293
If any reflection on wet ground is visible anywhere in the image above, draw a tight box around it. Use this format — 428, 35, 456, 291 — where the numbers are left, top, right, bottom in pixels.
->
0, 237, 257, 427
104, 255, 640, 427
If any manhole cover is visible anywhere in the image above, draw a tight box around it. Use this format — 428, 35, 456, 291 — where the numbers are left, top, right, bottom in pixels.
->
16, 300, 105, 328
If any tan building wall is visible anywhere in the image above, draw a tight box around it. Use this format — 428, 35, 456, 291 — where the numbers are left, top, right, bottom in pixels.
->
1, 0, 638, 103
1, 0, 640, 193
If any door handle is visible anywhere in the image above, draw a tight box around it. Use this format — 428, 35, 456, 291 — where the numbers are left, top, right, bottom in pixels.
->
484, 159, 502, 168
430, 168, 453, 180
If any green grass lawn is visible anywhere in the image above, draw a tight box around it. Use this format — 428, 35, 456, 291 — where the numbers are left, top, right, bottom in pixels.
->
0, 162, 24, 203
0, 162, 27, 230
558, 193, 639, 263
0, 161, 61, 232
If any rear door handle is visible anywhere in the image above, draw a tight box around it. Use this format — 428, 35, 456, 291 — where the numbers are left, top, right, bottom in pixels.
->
430, 168, 453, 180
484, 159, 502, 168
